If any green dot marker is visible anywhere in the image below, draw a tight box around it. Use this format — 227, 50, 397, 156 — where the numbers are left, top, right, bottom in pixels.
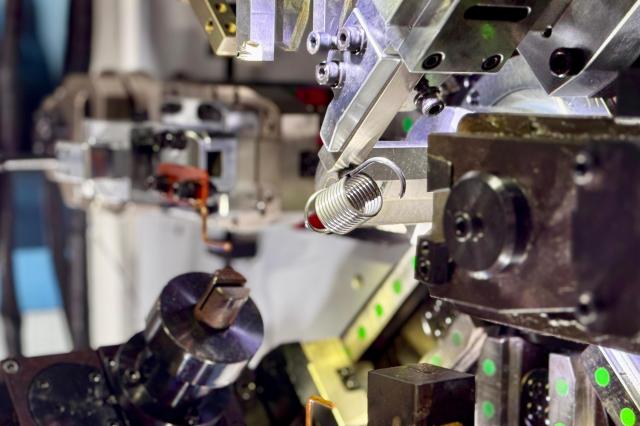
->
480, 23, 496, 41
412, 256, 417, 270
402, 117, 414, 133
554, 423, 566, 426
451, 331, 463, 347
392, 279, 403, 295
482, 401, 495, 419
620, 407, 637, 426
482, 359, 497, 377
430, 354, 442, 367
555, 378, 569, 397
374, 303, 384, 317
594, 367, 611, 387
357, 326, 367, 341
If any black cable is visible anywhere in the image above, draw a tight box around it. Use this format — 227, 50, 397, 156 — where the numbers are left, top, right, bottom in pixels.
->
64, 0, 93, 74
0, 176, 21, 356
226, 58, 235, 83
0, 0, 23, 357
1, 0, 22, 153
46, 0, 94, 349
67, 210, 89, 349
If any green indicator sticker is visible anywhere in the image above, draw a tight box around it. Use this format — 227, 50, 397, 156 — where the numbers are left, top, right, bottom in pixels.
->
555, 378, 569, 397
482, 359, 497, 377
482, 401, 495, 419
430, 354, 443, 367
412, 256, 417, 270
554, 423, 566, 426
357, 326, 367, 341
481, 23, 496, 41
392, 279, 403, 295
594, 367, 611, 387
402, 116, 414, 133
374, 303, 384, 318
620, 407, 637, 426
451, 331, 463, 347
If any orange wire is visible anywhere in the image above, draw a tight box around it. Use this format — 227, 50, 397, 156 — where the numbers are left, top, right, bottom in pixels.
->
305, 395, 336, 426
196, 201, 233, 254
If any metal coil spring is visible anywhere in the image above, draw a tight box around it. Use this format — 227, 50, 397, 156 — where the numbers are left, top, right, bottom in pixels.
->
305, 157, 406, 235
314, 173, 382, 235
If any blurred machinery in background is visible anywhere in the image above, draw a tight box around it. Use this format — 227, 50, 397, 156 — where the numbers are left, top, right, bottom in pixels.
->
37, 73, 316, 230
1, 0, 640, 425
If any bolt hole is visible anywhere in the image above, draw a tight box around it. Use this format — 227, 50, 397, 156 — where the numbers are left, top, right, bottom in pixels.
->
419, 261, 430, 276
420, 240, 429, 255
339, 32, 348, 43
549, 48, 585, 78
576, 292, 600, 325
225, 22, 236, 34
455, 215, 470, 240
542, 25, 553, 38
575, 160, 589, 177
481, 54, 503, 71
428, 102, 445, 116
549, 49, 572, 77
454, 213, 484, 242
574, 151, 595, 185
577, 301, 591, 316
422, 53, 444, 70
351, 274, 364, 290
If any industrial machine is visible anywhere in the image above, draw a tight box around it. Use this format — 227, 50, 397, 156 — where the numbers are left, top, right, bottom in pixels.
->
1, 0, 640, 424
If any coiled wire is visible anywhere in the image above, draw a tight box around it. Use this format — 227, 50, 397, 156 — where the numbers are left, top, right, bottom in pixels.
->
314, 173, 382, 235
305, 157, 406, 235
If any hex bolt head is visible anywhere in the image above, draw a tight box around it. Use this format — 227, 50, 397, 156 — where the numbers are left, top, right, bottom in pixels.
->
2, 359, 19, 374
336, 26, 366, 53
315, 61, 345, 88
307, 31, 337, 55
415, 93, 445, 116
422, 97, 445, 116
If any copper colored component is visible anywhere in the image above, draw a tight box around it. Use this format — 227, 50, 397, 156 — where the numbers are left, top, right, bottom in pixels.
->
154, 162, 232, 253
196, 202, 233, 254
305, 395, 336, 426
194, 268, 249, 329
155, 163, 210, 203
